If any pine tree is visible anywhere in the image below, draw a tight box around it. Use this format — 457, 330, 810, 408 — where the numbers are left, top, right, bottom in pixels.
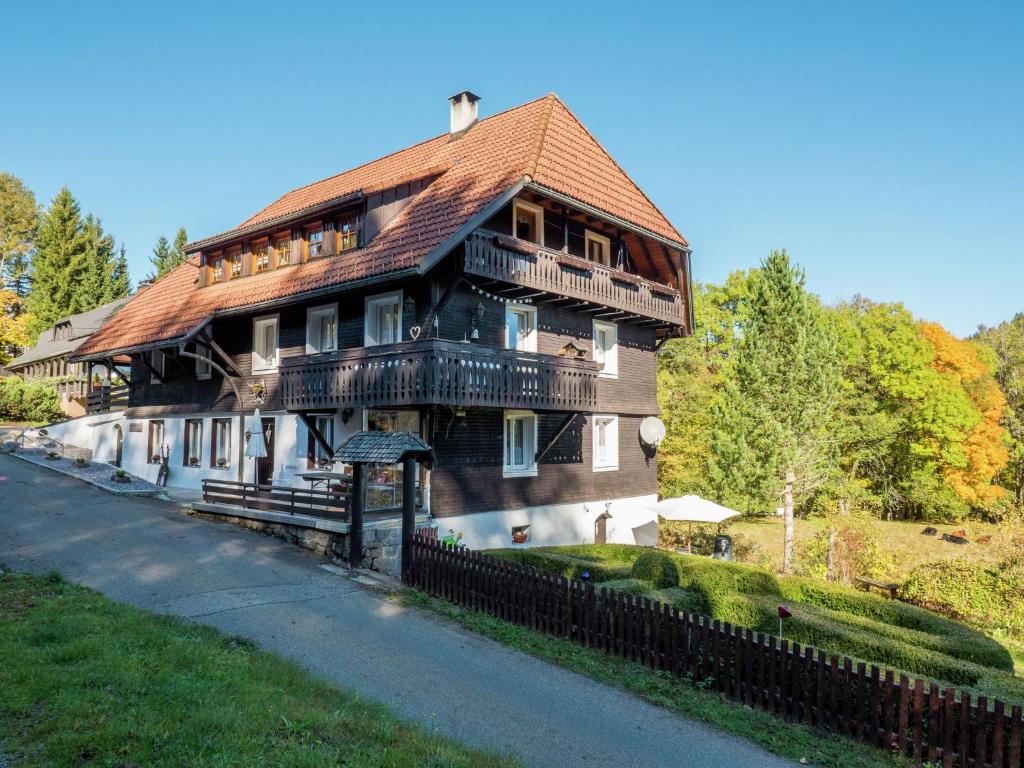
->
109, 243, 131, 299
710, 251, 842, 573
148, 226, 188, 280
171, 226, 188, 266
25, 188, 91, 334
79, 213, 119, 310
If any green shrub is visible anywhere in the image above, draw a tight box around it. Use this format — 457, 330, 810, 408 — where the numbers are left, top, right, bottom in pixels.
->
631, 550, 685, 588
0, 376, 62, 424
599, 578, 654, 595
902, 558, 1024, 639
487, 549, 630, 582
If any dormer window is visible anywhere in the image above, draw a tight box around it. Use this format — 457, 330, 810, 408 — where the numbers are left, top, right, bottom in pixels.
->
513, 199, 544, 246
274, 235, 291, 268
252, 240, 270, 273
227, 247, 243, 278
306, 226, 324, 260
337, 211, 358, 252
585, 230, 612, 267
210, 253, 225, 282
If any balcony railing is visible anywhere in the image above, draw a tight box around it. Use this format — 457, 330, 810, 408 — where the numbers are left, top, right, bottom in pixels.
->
464, 230, 686, 325
85, 384, 129, 414
279, 339, 600, 412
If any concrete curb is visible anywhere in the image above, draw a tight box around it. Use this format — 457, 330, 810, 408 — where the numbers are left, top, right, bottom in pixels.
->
4, 450, 164, 497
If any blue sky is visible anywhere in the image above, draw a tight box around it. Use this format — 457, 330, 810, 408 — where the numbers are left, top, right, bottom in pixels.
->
4, 1, 1021, 336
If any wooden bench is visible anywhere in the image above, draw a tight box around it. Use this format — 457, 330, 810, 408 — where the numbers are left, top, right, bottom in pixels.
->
854, 576, 899, 600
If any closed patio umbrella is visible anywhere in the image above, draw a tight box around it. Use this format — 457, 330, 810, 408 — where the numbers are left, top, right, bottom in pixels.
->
648, 495, 740, 553
244, 408, 268, 485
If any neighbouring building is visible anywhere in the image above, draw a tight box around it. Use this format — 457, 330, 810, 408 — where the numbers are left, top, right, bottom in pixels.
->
67, 92, 694, 548
5, 299, 129, 417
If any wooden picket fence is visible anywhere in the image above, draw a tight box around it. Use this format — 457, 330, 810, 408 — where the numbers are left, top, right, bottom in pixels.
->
410, 536, 1023, 767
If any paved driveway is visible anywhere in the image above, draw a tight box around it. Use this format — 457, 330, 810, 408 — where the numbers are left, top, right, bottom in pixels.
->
0, 455, 793, 768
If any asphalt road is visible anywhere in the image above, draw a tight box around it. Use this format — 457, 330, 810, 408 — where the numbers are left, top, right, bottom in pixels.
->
0, 454, 794, 767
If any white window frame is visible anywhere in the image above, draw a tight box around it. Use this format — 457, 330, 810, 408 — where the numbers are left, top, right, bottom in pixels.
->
148, 349, 165, 385
195, 342, 211, 380
252, 314, 280, 373
512, 199, 545, 247
592, 319, 618, 378
306, 303, 339, 354
184, 418, 203, 468
585, 230, 612, 267
364, 290, 403, 347
211, 417, 232, 469
311, 413, 335, 467
504, 303, 538, 353
503, 409, 538, 478
592, 414, 619, 472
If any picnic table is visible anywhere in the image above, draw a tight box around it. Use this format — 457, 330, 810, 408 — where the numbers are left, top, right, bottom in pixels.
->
296, 470, 352, 492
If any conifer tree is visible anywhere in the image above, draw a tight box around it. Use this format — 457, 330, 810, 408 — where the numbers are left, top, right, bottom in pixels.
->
148, 226, 188, 279
25, 188, 91, 333
109, 243, 131, 299
710, 251, 842, 573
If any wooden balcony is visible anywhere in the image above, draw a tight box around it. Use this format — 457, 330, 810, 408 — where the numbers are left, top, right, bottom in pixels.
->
279, 339, 600, 412
463, 230, 686, 326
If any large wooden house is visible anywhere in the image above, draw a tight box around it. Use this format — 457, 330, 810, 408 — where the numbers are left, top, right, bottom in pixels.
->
71, 92, 693, 548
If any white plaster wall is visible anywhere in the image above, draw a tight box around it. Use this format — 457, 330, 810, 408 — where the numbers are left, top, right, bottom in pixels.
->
36, 413, 125, 464
433, 493, 659, 551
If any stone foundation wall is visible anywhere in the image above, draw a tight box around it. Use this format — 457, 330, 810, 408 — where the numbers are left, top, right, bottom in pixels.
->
189, 511, 415, 577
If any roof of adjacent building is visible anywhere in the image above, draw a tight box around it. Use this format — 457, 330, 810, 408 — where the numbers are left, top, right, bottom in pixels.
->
334, 431, 434, 465
6, 298, 129, 369
75, 94, 687, 360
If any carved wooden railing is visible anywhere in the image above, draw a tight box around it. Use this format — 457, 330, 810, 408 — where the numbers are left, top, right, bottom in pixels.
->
463, 230, 686, 325
279, 339, 600, 412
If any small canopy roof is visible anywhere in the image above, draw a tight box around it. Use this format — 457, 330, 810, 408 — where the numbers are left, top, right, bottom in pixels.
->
649, 495, 740, 524
334, 431, 433, 466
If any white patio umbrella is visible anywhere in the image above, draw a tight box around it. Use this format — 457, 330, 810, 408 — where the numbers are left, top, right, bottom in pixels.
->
244, 408, 268, 485
648, 495, 740, 553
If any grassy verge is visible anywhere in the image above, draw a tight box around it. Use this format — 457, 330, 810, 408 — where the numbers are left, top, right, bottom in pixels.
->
0, 571, 517, 768
397, 588, 913, 768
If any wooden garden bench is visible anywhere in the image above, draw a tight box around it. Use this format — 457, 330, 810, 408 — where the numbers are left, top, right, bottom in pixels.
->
854, 576, 899, 600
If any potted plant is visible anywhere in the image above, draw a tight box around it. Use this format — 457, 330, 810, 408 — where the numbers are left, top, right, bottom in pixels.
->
110, 469, 131, 484
151, 454, 161, 464
188, 457, 200, 467
216, 458, 227, 468
46, 451, 60, 461
74, 457, 89, 468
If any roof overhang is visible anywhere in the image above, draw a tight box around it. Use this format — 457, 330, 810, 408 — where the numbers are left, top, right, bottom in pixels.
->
525, 182, 690, 254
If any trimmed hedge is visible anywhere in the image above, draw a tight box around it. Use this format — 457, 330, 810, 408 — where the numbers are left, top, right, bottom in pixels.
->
487, 549, 630, 583
631, 550, 684, 589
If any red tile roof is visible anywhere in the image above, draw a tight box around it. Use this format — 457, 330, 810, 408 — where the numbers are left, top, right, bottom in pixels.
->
77, 94, 686, 358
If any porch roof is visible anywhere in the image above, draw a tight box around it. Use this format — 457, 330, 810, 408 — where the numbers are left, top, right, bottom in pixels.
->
334, 431, 434, 466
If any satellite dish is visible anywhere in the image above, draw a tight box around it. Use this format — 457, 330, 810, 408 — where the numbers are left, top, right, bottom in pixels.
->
639, 416, 666, 448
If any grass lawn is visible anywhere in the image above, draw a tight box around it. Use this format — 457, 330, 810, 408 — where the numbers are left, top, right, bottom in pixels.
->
397, 589, 912, 768
721, 516, 1007, 580
0, 571, 517, 768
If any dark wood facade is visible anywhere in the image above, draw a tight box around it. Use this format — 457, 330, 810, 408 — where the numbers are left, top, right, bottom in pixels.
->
118, 180, 688, 519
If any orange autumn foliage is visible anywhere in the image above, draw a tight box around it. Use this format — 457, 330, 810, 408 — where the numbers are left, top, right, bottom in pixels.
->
920, 322, 1009, 506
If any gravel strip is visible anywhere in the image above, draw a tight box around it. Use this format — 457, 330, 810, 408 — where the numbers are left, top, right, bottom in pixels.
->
9, 449, 164, 496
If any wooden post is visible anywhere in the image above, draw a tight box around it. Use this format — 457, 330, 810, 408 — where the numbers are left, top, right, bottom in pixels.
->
349, 462, 365, 569
401, 455, 416, 584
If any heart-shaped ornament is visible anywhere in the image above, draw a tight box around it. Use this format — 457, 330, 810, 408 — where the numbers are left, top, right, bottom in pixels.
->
409, 325, 421, 340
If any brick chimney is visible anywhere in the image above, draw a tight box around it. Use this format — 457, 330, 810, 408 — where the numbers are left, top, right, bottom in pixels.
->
449, 91, 480, 136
